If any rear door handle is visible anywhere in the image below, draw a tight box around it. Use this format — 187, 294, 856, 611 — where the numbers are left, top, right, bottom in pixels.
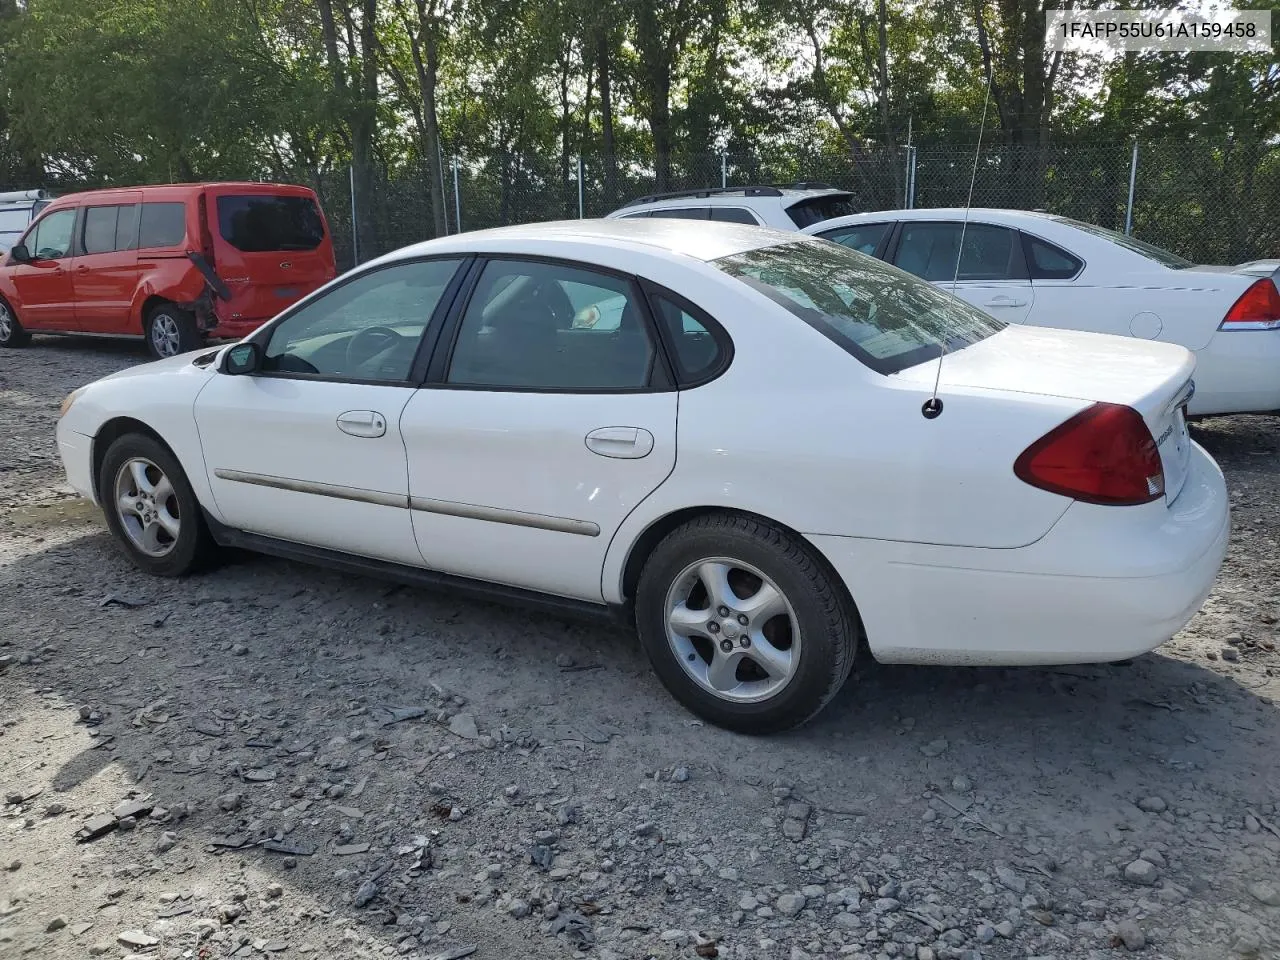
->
585, 426, 654, 459
336, 410, 387, 438
984, 296, 1028, 308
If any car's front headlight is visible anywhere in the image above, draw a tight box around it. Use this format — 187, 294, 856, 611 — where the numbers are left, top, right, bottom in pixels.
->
58, 388, 84, 419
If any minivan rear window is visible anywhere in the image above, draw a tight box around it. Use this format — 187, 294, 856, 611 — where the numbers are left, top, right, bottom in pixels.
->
716, 239, 1006, 375
785, 192, 857, 229
217, 195, 325, 253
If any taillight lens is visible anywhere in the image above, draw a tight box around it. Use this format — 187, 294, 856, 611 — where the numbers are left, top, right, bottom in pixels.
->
1221, 279, 1280, 330
1014, 402, 1164, 506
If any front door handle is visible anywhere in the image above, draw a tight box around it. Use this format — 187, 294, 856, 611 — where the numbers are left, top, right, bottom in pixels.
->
585, 426, 655, 459
336, 410, 387, 438
984, 296, 1028, 308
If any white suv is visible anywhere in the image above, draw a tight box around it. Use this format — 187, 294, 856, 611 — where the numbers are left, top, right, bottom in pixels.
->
605, 183, 856, 231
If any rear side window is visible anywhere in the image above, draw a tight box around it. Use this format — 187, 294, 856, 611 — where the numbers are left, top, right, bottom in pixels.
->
138, 202, 187, 249
1022, 234, 1084, 280
217, 194, 326, 253
816, 222, 889, 256
716, 239, 1006, 376
893, 222, 1020, 282
709, 207, 758, 225
0, 208, 29, 233
785, 193, 857, 229
83, 205, 138, 255
649, 208, 709, 220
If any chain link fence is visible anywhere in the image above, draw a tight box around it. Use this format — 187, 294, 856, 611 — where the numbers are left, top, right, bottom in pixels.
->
5, 138, 1278, 269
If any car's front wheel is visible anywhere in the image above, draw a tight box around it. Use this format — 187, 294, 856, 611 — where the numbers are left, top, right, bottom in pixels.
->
145, 304, 200, 359
98, 433, 216, 576
0, 297, 31, 348
635, 513, 860, 734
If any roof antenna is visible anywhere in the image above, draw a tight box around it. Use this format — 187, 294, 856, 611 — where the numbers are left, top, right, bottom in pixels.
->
923, 63, 994, 421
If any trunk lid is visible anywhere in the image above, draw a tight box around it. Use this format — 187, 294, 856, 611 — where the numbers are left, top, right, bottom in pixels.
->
897, 324, 1196, 503
204, 186, 337, 325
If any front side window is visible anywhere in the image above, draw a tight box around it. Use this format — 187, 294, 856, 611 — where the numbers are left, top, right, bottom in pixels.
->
27, 209, 76, 259
138, 202, 187, 249
447, 259, 655, 390
716, 239, 1006, 376
816, 222, 889, 256
263, 258, 462, 381
893, 222, 1020, 282
217, 194, 325, 252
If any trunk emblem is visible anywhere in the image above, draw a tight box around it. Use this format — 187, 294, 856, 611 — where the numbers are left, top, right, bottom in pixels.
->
279, 261, 292, 269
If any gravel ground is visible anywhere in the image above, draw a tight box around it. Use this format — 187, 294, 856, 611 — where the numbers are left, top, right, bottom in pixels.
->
2, 336, 1279, 960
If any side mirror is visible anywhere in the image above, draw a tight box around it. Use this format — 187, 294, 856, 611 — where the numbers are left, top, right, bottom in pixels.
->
8, 244, 30, 264
222, 341, 261, 375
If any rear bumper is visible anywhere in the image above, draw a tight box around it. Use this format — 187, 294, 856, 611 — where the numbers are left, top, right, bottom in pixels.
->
56, 425, 98, 505
807, 443, 1229, 666
1189, 329, 1280, 416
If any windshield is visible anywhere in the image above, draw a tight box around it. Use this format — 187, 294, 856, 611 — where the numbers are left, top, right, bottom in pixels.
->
785, 193, 857, 229
216, 194, 325, 252
1051, 216, 1193, 269
715, 239, 1007, 375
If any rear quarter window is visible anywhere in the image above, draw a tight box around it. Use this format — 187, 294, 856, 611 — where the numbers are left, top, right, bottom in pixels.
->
138, 202, 187, 249
217, 195, 325, 252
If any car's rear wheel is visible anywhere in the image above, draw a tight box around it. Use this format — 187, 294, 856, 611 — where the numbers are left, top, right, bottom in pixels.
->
635, 513, 859, 734
0, 298, 30, 347
98, 433, 215, 576
145, 304, 200, 359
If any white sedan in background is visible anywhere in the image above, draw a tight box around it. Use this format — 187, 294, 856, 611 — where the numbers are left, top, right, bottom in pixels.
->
803, 208, 1280, 416
55, 219, 1228, 733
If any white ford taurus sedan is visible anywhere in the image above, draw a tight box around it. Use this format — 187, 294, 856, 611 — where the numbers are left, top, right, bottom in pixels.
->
802, 208, 1280, 417
55, 219, 1229, 733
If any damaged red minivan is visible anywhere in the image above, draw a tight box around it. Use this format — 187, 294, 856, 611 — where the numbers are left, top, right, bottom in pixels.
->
0, 182, 338, 358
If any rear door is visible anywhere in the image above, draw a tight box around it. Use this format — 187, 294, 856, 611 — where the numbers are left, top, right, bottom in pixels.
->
8, 207, 79, 330
890, 220, 1036, 323
73, 195, 141, 333
206, 187, 337, 325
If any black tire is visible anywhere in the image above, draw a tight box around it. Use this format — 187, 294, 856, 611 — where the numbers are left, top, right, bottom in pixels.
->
635, 512, 860, 734
145, 303, 201, 359
98, 433, 217, 577
0, 297, 31, 347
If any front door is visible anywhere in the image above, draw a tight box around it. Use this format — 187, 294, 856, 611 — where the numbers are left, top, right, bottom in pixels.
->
401, 257, 678, 602
890, 220, 1036, 324
74, 197, 141, 333
10, 208, 78, 330
193, 256, 467, 566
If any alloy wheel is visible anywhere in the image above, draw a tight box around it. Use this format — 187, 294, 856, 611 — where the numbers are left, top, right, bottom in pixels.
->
114, 457, 181, 557
663, 557, 802, 703
0, 303, 13, 343
150, 312, 182, 357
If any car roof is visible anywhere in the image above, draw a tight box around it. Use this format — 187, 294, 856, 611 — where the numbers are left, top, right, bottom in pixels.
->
616, 185, 850, 212
370, 217, 800, 266
42, 182, 318, 207
803, 207, 1063, 232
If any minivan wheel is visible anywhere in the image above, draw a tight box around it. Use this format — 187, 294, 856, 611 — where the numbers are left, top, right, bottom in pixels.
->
0, 298, 30, 347
98, 433, 216, 577
635, 513, 860, 734
145, 304, 200, 359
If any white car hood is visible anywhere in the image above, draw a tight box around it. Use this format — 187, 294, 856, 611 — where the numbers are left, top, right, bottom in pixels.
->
91, 346, 223, 386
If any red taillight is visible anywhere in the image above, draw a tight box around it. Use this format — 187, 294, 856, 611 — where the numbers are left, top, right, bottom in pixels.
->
1221, 279, 1280, 330
1014, 402, 1164, 506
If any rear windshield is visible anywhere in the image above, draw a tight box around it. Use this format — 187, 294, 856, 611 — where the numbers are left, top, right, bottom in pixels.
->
216, 194, 325, 252
1050, 216, 1192, 269
716, 240, 1006, 375
785, 193, 857, 229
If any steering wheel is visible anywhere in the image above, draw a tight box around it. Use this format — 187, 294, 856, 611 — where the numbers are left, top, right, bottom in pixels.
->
344, 325, 404, 371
